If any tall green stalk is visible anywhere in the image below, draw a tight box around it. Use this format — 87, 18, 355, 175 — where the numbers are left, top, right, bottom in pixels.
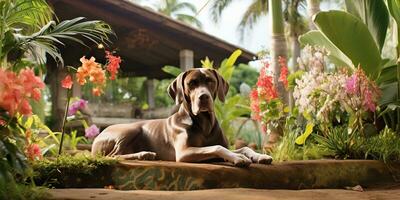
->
58, 88, 72, 155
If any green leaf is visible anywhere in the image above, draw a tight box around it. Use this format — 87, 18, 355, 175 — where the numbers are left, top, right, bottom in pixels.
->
388, 0, 400, 26
299, 30, 353, 68
219, 49, 242, 81
313, 11, 382, 79
295, 122, 314, 145
162, 65, 182, 77
225, 49, 242, 68
345, 0, 389, 51
377, 63, 398, 85
379, 82, 398, 106
201, 57, 214, 68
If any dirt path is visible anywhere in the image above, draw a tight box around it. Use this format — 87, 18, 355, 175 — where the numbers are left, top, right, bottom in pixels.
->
48, 188, 400, 200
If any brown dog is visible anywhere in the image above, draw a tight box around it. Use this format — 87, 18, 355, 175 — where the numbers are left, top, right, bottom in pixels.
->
91, 68, 272, 167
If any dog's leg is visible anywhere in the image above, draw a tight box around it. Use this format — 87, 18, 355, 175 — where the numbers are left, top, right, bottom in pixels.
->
114, 151, 157, 160
233, 147, 273, 164
176, 145, 252, 167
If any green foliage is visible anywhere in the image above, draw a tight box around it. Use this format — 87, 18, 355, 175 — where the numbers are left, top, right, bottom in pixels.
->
162, 65, 182, 77
304, 11, 382, 78
0, 113, 30, 200
32, 154, 117, 187
315, 126, 361, 159
361, 127, 400, 162
287, 70, 304, 90
230, 64, 258, 92
273, 129, 326, 162
316, 126, 400, 162
33, 154, 117, 175
345, 0, 389, 51
156, 0, 202, 28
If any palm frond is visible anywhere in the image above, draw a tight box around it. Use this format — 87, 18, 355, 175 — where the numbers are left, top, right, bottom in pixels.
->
237, 0, 268, 40
209, 0, 234, 23
171, 2, 198, 14
2, 0, 53, 33
176, 14, 203, 29
14, 17, 114, 66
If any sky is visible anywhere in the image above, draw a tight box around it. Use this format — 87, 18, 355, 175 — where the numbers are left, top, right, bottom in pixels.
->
136, 0, 342, 54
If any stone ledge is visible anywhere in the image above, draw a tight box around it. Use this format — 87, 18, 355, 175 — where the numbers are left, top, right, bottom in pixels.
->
35, 160, 400, 190
113, 160, 400, 190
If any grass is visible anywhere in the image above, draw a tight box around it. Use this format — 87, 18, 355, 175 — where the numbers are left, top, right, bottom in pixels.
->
316, 126, 400, 162
32, 154, 118, 188
272, 129, 328, 162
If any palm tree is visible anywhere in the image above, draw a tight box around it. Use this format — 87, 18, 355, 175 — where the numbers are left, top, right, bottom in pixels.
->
306, 0, 320, 30
0, 0, 113, 67
157, 0, 202, 29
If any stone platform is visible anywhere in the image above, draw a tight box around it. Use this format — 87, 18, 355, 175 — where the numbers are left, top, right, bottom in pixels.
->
36, 160, 400, 190
47, 188, 400, 200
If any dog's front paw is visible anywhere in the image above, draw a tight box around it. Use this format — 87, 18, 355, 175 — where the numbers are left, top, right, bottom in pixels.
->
232, 153, 251, 167
256, 154, 273, 164
137, 151, 157, 160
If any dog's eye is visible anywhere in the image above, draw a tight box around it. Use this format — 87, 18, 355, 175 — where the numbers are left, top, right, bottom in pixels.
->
189, 80, 198, 87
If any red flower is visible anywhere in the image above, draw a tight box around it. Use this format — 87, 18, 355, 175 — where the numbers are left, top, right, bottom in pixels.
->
26, 143, 42, 161
61, 75, 73, 89
278, 56, 289, 88
250, 89, 261, 121
105, 51, 121, 80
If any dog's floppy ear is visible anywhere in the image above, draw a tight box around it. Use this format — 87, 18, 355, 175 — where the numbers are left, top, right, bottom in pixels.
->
211, 69, 229, 102
168, 71, 187, 105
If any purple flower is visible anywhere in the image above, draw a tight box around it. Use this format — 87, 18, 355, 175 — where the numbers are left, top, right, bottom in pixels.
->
85, 125, 100, 139
68, 99, 88, 116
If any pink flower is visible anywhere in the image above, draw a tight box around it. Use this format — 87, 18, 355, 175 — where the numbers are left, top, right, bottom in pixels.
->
363, 89, 376, 112
26, 143, 42, 161
345, 74, 357, 94
85, 124, 100, 139
61, 75, 73, 89
68, 99, 88, 116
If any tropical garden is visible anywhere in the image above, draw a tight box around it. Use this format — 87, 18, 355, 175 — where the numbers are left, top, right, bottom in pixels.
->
0, 0, 399, 199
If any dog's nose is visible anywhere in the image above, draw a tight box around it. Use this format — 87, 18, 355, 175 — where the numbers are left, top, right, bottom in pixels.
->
199, 94, 210, 101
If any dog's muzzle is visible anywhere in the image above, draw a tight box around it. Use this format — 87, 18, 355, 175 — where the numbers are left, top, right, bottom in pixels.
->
191, 87, 213, 115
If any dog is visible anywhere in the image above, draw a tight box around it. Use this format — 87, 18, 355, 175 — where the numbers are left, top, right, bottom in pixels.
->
91, 68, 273, 167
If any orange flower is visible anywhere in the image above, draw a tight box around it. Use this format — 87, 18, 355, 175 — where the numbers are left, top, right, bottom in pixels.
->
0, 68, 44, 116
61, 75, 73, 89
105, 51, 121, 80
92, 87, 103, 96
26, 143, 42, 161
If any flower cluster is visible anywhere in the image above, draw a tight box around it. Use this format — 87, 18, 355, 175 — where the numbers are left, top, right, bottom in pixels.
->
68, 99, 88, 116
105, 51, 121, 80
85, 124, 100, 139
61, 51, 121, 96
0, 68, 45, 116
250, 57, 288, 126
293, 67, 380, 123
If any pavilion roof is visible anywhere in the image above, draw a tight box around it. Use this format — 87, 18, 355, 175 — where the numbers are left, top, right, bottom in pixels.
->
48, 0, 256, 79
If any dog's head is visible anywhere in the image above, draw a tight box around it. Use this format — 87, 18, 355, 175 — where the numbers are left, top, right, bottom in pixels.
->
168, 68, 229, 115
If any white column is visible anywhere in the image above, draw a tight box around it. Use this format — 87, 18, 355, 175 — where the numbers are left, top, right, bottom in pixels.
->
146, 79, 155, 109
179, 49, 194, 71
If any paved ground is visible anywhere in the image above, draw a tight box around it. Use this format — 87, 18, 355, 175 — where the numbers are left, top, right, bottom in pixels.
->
48, 188, 400, 200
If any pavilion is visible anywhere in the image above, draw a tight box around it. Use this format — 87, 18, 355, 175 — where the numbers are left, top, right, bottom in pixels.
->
47, 0, 256, 129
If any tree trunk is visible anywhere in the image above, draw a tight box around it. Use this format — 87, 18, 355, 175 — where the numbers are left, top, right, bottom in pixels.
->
306, 0, 320, 30
266, 0, 288, 150
269, 0, 288, 103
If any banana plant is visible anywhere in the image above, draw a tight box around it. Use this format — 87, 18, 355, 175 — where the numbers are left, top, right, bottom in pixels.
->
299, 0, 399, 132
